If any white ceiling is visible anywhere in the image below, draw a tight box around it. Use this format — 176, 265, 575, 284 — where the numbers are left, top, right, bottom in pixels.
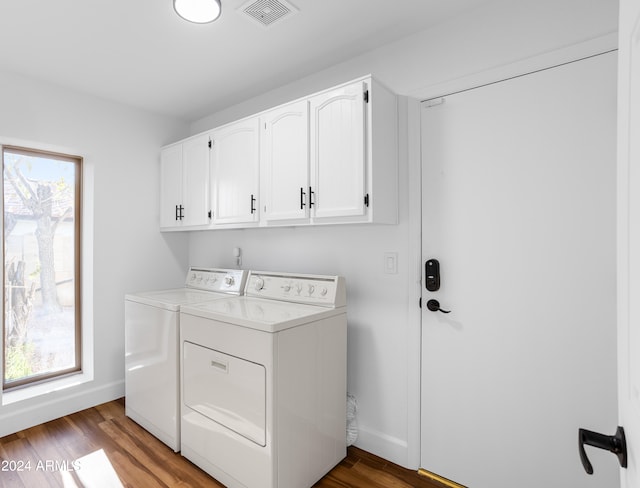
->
0, 0, 493, 122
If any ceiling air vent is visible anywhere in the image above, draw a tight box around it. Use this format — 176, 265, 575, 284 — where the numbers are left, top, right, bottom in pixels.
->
240, 0, 298, 27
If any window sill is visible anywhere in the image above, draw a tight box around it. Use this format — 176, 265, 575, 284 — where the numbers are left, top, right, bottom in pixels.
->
2, 371, 92, 406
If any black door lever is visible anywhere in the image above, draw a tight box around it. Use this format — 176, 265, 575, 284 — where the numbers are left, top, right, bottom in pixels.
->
578, 426, 627, 474
426, 299, 451, 314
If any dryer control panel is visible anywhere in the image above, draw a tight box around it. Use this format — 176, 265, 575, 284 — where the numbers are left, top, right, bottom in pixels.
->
245, 271, 346, 308
185, 267, 248, 295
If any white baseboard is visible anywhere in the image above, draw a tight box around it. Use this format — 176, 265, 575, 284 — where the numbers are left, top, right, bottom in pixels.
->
0, 380, 124, 437
353, 424, 412, 469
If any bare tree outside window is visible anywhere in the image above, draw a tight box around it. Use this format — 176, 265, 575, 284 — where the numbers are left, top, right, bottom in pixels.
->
2, 146, 81, 389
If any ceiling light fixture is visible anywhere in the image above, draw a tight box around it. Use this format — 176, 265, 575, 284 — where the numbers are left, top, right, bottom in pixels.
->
174, 0, 222, 23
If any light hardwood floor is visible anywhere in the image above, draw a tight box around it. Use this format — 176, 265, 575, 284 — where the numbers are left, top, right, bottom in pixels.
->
0, 398, 445, 488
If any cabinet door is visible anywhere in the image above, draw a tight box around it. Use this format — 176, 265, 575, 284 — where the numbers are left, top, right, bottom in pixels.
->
160, 143, 183, 228
262, 100, 309, 222
211, 118, 260, 224
182, 134, 211, 227
309, 81, 366, 220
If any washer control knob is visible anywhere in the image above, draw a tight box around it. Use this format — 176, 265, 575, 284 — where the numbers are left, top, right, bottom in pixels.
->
224, 276, 235, 286
254, 277, 265, 291
308, 284, 315, 294
295, 283, 302, 294
283, 284, 291, 292
320, 287, 328, 296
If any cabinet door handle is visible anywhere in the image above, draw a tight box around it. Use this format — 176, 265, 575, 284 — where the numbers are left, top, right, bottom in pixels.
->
300, 187, 306, 209
175, 205, 179, 221
250, 194, 256, 214
309, 186, 315, 208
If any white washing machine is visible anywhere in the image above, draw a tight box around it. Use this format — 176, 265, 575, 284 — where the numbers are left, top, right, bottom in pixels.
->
180, 271, 347, 488
124, 267, 247, 452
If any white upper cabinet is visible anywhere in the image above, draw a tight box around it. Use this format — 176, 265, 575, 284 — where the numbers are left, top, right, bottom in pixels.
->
182, 135, 211, 226
160, 75, 397, 231
307, 77, 397, 225
261, 77, 397, 227
210, 117, 260, 225
262, 99, 309, 223
309, 82, 366, 221
160, 133, 211, 230
160, 143, 183, 229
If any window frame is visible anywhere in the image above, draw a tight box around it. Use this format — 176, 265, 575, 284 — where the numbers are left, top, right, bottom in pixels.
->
1, 145, 83, 391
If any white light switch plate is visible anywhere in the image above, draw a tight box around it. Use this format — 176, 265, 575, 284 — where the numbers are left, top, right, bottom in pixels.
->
384, 252, 398, 274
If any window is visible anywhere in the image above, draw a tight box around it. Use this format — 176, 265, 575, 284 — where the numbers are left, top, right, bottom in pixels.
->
2, 146, 82, 390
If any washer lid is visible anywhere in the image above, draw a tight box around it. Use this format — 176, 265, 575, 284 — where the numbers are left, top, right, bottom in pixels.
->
181, 296, 346, 333
125, 288, 232, 311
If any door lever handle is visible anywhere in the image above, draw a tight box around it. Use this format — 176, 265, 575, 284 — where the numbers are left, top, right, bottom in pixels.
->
426, 299, 451, 314
578, 426, 627, 474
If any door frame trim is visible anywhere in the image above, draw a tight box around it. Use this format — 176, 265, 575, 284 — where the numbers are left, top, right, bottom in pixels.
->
409, 32, 617, 103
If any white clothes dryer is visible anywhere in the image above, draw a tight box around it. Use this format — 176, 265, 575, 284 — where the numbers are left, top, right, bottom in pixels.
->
180, 271, 347, 488
124, 267, 247, 452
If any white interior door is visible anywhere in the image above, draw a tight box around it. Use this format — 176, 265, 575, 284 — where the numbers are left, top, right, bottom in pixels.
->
618, 1, 640, 486
420, 52, 618, 488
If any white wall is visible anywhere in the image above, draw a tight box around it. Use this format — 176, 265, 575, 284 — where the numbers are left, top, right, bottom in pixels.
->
0, 69, 190, 434
188, 0, 619, 469
191, 0, 618, 134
